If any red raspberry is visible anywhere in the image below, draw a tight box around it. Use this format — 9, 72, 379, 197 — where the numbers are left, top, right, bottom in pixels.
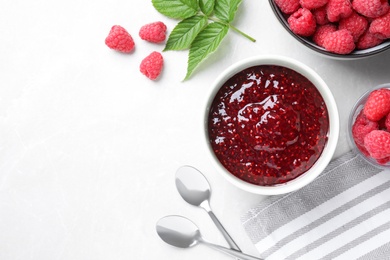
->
139, 21, 167, 43
352, 0, 389, 18
326, 0, 353, 22
312, 24, 337, 47
364, 130, 390, 159
275, 0, 300, 14
288, 8, 317, 36
369, 10, 390, 39
357, 30, 384, 49
352, 110, 379, 146
339, 12, 368, 42
386, 112, 390, 131
105, 25, 135, 53
363, 88, 390, 121
313, 6, 330, 25
300, 0, 328, 10
323, 29, 355, 54
140, 52, 164, 80
376, 156, 390, 164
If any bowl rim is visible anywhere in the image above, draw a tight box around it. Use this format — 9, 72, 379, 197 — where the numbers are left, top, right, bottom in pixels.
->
347, 83, 390, 169
268, 0, 390, 59
202, 55, 340, 195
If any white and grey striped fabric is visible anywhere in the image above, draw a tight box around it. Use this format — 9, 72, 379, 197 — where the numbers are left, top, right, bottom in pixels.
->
241, 151, 390, 260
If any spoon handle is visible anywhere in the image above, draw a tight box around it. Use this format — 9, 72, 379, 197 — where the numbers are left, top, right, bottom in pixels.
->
203, 241, 263, 260
207, 210, 241, 251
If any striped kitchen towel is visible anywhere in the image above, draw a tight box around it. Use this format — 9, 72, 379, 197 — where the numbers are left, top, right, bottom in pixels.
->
241, 151, 390, 260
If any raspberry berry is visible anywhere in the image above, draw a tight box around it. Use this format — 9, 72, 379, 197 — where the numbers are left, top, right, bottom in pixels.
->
339, 11, 368, 42
140, 52, 164, 80
352, 0, 389, 18
313, 6, 330, 25
300, 0, 328, 10
139, 21, 167, 43
352, 110, 379, 146
364, 130, 390, 159
275, 0, 300, 14
369, 10, 390, 39
326, 0, 353, 22
105, 25, 135, 53
323, 29, 355, 54
363, 88, 390, 121
312, 24, 337, 47
385, 112, 390, 131
357, 30, 384, 49
288, 8, 317, 36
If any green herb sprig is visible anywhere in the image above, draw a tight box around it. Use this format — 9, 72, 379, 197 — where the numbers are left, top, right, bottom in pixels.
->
152, 0, 256, 80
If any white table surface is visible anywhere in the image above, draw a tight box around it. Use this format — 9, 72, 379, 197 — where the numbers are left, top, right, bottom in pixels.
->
1, 1, 390, 259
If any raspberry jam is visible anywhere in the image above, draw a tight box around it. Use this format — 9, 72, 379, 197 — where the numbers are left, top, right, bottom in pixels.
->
208, 65, 329, 186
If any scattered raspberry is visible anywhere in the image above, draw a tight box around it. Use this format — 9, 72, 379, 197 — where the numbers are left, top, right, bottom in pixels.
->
363, 88, 390, 121
352, 0, 389, 18
364, 130, 390, 159
275, 0, 300, 14
140, 51, 164, 80
287, 8, 317, 36
300, 0, 328, 10
326, 0, 353, 22
139, 21, 167, 43
357, 30, 384, 49
323, 29, 355, 54
352, 110, 379, 146
339, 12, 368, 42
385, 112, 390, 131
313, 6, 330, 25
369, 10, 390, 39
105, 25, 135, 53
312, 24, 337, 47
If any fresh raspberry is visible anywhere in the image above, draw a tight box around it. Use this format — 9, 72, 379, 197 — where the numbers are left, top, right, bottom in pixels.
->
312, 24, 337, 47
352, 110, 379, 146
357, 142, 370, 156
313, 6, 330, 25
357, 30, 384, 49
326, 0, 353, 22
385, 112, 390, 131
105, 25, 135, 53
300, 0, 328, 10
339, 12, 368, 42
140, 52, 164, 80
364, 130, 390, 159
287, 8, 317, 36
139, 21, 167, 43
377, 156, 390, 164
369, 10, 390, 39
352, 0, 389, 18
363, 88, 390, 121
323, 29, 355, 54
275, 0, 300, 14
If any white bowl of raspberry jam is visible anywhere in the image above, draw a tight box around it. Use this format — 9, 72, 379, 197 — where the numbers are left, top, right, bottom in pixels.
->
348, 83, 390, 168
204, 55, 339, 195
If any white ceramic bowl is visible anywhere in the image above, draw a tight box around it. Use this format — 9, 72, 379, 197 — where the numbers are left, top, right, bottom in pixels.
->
203, 55, 339, 195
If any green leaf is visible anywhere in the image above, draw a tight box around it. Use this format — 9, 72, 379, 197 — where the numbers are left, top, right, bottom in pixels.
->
164, 15, 208, 51
185, 22, 229, 80
199, 0, 215, 16
152, 0, 199, 19
214, 0, 242, 23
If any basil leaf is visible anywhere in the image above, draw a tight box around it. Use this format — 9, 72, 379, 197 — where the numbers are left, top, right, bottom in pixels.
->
164, 15, 208, 51
152, 0, 199, 19
214, 0, 242, 23
199, 0, 215, 16
185, 22, 229, 80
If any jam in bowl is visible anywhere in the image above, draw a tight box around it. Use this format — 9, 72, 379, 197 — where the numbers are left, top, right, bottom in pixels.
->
203, 56, 339, 195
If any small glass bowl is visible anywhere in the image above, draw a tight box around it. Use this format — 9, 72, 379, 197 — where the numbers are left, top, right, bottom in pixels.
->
348, 83, 390, 168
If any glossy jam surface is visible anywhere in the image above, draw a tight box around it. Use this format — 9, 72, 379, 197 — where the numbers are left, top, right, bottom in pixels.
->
208, 65, 329, 186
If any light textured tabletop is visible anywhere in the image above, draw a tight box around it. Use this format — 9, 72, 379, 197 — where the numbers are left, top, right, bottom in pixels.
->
1, 1, 390, 259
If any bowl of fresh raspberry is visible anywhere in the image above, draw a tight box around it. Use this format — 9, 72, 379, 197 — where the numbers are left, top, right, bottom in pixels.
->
203, 55, 339, 195
269, 0, 390, 58
349, 83, 390, 167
